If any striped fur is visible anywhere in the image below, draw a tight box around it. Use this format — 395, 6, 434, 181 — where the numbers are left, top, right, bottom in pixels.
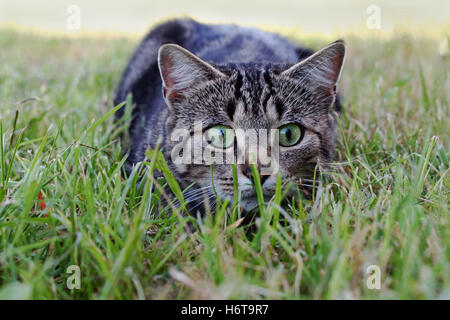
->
114, 18, 345, 212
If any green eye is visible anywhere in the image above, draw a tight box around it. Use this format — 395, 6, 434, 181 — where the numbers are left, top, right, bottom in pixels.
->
279, 124, 303, 147
206, 125, 235, 149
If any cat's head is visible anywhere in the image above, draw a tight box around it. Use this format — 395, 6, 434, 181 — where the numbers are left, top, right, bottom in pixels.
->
158, 40, 346, 211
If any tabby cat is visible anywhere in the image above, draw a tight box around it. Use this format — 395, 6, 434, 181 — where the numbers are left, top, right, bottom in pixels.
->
114, 18, 346, 212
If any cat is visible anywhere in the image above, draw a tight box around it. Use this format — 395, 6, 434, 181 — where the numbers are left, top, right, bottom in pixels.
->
114, 18, 346, 213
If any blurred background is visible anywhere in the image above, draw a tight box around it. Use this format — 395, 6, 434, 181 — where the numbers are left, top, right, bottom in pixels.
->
0, 0, 449, 36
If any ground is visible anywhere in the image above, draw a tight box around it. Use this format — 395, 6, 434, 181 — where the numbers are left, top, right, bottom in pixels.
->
0, 27, 448, 299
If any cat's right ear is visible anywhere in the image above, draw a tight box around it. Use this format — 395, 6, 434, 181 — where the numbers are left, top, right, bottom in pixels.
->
281, 40, 346, 95
158, 44, 225, 102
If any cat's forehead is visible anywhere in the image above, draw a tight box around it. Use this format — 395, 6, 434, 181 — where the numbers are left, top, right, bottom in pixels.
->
223, 65, 286, 128
184, 63, 318, 129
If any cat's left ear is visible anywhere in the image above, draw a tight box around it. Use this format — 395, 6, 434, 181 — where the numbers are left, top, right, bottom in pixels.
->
158, 44, 226, 101
282, 40, 346, 94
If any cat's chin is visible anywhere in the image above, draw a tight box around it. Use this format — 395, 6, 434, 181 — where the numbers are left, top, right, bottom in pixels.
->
239, 194, 273, 212
240, 197, 259, 212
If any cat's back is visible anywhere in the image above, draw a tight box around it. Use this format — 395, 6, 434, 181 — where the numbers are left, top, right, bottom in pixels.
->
183, 19, 300, 64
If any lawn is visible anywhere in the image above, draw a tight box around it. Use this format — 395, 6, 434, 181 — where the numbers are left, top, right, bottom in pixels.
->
0, 26, 448, 299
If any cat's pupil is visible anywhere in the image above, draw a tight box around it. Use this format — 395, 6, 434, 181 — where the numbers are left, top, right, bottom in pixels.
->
285, 128, 292, 141
207, 125, 235, 148
219, 129, 225, 144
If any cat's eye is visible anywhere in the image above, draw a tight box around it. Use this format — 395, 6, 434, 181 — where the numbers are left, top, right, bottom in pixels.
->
206, 125, 235, 149
279, 124, 303, 147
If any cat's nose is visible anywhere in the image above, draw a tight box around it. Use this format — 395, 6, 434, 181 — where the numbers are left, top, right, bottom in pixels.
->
242, 165, 269, 185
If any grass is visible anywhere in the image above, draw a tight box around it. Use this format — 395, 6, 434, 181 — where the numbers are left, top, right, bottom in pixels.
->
0, 27, 448, 300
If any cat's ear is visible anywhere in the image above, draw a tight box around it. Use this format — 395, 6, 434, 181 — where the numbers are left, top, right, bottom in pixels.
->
158, 44, 225, 101
281, 40, 346, 94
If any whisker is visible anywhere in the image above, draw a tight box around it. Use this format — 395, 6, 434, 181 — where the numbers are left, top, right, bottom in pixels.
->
184, 187, 214, 204
169, 184, 215, 208
182, 185, 211, 197
190, 191, 217, 211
